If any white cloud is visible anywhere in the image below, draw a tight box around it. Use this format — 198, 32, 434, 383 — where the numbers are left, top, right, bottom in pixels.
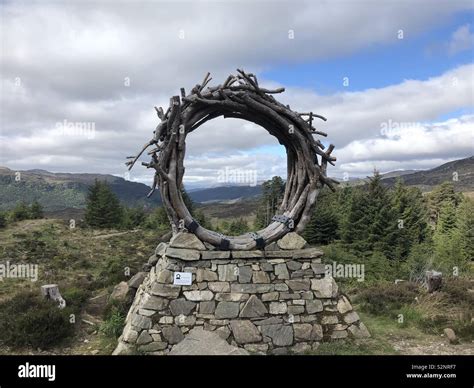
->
333, 114, 474, 177
448, 24, 474, 55
1, 0, 473, 188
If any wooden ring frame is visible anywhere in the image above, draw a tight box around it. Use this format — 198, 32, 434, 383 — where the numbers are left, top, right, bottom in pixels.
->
127, 70, 337, 250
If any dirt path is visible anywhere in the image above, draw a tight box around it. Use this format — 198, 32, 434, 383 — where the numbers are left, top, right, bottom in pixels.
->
92, 229, 140, 239
389, 336, 474, 355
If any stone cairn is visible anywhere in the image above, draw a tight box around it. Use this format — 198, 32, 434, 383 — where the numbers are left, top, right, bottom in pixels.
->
114, 232, 370, 355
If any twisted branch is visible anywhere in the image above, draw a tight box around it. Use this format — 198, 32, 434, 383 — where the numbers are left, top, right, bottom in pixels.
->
126, 70, 337, 250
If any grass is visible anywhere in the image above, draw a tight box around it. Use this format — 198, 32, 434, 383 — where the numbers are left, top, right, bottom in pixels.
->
0, 218, 161, 354
1, 218, 472, 355
0, 219, 160, 300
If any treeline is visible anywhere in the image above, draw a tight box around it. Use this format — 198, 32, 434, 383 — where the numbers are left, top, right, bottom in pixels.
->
0, 200, 44, 227
251, 172, 472, 281
83, 180, 209, 231
302, 173, 473, 281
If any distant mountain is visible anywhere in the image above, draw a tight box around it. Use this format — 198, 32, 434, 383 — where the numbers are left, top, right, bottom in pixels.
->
0, 167, 162, 211
189, 185, 261, 203
381, 156, 474, 191
0, 166, 261, 211
0, 156, 472, 211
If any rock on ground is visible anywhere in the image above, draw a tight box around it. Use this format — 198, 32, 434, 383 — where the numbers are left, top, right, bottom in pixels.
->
169, 328, 249, 355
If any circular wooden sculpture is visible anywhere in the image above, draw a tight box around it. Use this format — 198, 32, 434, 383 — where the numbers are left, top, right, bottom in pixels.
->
126, 70, 338, 250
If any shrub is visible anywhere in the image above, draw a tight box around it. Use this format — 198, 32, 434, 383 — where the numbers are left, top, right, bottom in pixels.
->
356, 282, 419, 315
61, 287, 91, 314
100, 307, 125, 338
441, 277, 474, 307
10, 202, 31, 221
95, 257, 130, 288
0, 292, 74, 349
397, 305, 424, 328
0, 212, 7, 228
30, 200, 44, 219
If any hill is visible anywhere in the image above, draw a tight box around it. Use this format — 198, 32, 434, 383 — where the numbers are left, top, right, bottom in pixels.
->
380, 156, 474, 191
1, 156, 472, 211
0, 167, 162, 211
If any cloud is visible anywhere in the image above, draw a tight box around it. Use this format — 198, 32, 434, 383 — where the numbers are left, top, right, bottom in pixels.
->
448, 24, 474, 55
333, 114, 474, 177
1, 0, 473, 188
281, 64, 474, 148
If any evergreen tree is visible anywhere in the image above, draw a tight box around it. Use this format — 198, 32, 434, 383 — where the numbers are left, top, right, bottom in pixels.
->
193, 210, 210, 229
10, 201, 31, 221
340, 171, 398, 258
435, 201, 457, 236
123, 206, 146, 229
340, 187, 371, 250
304, 188, 339, 245
144, 206, 170, 230
85, 180, 123, 228
456, 197, 474, 262
0, 212, 6, 228
365, 170, 398, 258
228, 218, 249, 235
391, 179, 429, 259
427, 182, 462, 223
432, 200, 466, 273
30, 200, 44, 219
255, 176, 285, 228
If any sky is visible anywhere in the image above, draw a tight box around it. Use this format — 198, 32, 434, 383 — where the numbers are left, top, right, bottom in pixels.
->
1, 0, 473, 189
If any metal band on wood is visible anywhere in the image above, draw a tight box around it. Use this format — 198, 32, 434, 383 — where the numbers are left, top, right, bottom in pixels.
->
185, 220, 200, 233
126, 70, 337, 250
249, 232, 265, 250
272, 215, 294, 229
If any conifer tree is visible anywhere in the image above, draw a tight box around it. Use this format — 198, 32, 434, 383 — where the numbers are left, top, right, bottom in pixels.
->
85, 180, 123, 228
304, 188, 339, 245
391, 179, 429, 259
30, 200, 44, 219
456, 197, 474, 262
365, 170, 398, 258
255, 176, 285, 228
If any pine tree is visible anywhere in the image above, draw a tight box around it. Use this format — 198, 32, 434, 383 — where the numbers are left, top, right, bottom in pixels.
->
340, 187, 371, 249
10, 201, 31, 221
30, 200, 44, 219
193, 210, 210, 229
144, 206, 170, 230
123, 206, 146, 228
456, 197, 474, 262
255, 176, 285, 228
228, 218, 249, 235
432, 200, 465, 273
435, 201, 457, 236
365, 170, 398, 258
391, 179, 429, 259
85, 180, 123, 228
304, 188, 339, 245
427, 182, 462, 223
0, 212, 6, 228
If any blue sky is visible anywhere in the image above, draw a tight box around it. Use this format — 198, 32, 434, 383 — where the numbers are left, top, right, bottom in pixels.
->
1, 1, 473, 188
262, 11, 474, 95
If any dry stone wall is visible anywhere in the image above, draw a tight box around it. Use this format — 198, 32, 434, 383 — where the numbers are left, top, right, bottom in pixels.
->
114, 233, 369, 355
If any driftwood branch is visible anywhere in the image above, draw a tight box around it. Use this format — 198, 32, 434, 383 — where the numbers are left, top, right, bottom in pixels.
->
127, 70, 337, 250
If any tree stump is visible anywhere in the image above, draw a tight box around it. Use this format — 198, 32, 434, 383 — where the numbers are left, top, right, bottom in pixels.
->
425, 271, 442, 293
41, 284, 66, 308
